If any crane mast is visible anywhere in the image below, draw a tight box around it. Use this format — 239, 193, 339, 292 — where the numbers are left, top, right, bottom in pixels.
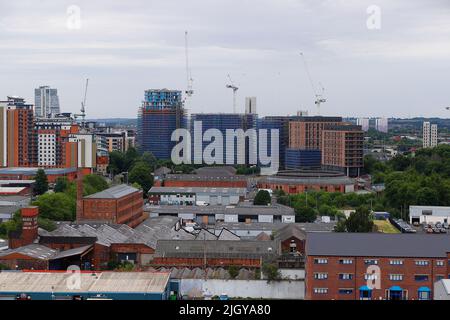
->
226, 74, 239, 113
185, 31, 193, 99
74, 78, 89, 127
300, 52, 326, 115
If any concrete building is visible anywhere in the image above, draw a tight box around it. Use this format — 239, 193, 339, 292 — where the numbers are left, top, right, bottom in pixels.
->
434, 279, 450, 300
409, 205, 450, 225
321, 124, 364, 177
423, 121, 438, 148
79, 184, 145, 227
305, 233, 450, 300
0, 271, 171, 300
356, 118, 370, 131
245, 97, 257, 114
148, 186, 246, 206
375, 118, 388, 133
146, 203, 295, 225
137, 89, 185, 159
34, 86, 60, 118
68, 133, 97, 170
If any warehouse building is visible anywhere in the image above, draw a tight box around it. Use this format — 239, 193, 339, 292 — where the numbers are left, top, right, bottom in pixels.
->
0, 271, 171, 300
146, 203, 295, 225
409, 205, 450, 225
152, 239, 279, 268
148, 186, 246, 206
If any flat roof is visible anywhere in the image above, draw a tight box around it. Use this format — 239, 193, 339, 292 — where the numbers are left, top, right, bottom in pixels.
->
84, 184, 140, 199
149, 186, 246, 195
0, 167, 77, 175
0, 271, 170, 294
0, 180, 35, 184
306, 233, 450, 258
410, 205, 450, 217
163, 174, 247, 182
0, 187, 27, 194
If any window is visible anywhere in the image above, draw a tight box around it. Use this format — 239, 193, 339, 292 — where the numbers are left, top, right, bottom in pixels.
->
389, 274, 403, 281
364, 259, 378, 265
418, 290, 430, 300
415, 275, 429, 282
313, 288, 328, 294
338, 289, 353, 295
314, 273, 328, 280
339, 273, 353, 280
339, 259, 353, 265
436, 260, 445, 267
389, 259, 404, 265
415, 260, 429, 266
364, 274, 378, 281
436, 275, 445, 281
314, 258, 328, 264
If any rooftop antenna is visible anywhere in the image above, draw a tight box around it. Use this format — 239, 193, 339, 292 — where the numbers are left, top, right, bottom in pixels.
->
226, 74, 239, 113
300, 52, 326, 115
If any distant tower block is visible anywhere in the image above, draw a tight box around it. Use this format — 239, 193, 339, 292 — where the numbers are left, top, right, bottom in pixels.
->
245, 97, 257, 114
297, 110, 308, 117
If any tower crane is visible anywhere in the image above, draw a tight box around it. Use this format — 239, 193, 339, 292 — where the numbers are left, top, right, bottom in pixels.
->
184, 31, 194, 103
73, 78, 88, 127
226, 74, 239, 113
300, 52, 326, 115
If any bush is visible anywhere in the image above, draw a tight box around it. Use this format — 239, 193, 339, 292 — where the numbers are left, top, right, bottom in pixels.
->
253, 190, 271, 206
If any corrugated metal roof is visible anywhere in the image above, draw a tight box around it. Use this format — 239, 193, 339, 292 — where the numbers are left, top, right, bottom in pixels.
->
306, 233, 450, 258
0, 271, 170, 294
149, 186, 246, 195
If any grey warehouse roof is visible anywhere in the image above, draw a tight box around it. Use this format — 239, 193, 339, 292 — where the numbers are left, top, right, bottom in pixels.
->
148, 186, 246, 195
306, 233, 450, 258
84, 184, 140, 199
155, 239, 279, 259
0, 167, 77, 175
261, 175, 354, 185
146, 203, 295, 216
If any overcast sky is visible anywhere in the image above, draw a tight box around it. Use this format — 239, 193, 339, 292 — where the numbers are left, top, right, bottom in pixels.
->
0, 0, 449, 118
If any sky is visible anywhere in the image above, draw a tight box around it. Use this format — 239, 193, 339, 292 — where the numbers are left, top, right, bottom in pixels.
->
0, 0, 449, 118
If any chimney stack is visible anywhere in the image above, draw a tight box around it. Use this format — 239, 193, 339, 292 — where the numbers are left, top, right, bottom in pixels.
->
76, 169, 84, 221
9, 206, 39, 249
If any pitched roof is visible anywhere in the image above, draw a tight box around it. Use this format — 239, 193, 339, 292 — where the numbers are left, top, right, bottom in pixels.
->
275, 224, 307, 242
84, 184, 140, 199
306, 233, 450, 258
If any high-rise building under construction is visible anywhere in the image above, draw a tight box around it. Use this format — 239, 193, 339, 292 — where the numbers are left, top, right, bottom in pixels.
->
137, 89, 186, 159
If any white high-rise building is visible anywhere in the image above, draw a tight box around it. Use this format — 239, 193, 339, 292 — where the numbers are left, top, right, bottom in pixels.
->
245, 97, 256, 114
375, 118, 388, 133
35, 86, 60, 118
423, 121, 438, 148
357, 118, 370, 131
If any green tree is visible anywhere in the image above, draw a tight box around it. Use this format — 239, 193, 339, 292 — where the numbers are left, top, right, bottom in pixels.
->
128, 161, 154, 195
83, 174, 109, 195
253, 190, 271, 206
32, 193, 76, 221
54, 177, 69, 193
34, 169, 48, 195
108, 151, 125, 175
345, 206, 374, 233
295, 206, 317, 222
141, 151, 158, 170
228, 266, 239, 279
415, 187, 439, 206
262, 263, 281, 282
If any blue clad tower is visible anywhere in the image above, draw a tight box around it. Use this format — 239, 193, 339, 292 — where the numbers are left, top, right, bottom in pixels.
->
137, 89, 185, 159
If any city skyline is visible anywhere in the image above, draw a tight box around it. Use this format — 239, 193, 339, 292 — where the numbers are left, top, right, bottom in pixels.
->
0, 0, 449, 118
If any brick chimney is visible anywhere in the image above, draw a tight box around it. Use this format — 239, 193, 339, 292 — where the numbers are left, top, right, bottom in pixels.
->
76, 169, 84, 221
9, 206, 39, 249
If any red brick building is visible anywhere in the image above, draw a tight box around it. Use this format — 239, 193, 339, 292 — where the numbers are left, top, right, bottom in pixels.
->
258, 172, 355, 194
322, 125, 364, 177
152, 240, 278, 268
305, 233, 450, 300
78, 184, 145, 228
